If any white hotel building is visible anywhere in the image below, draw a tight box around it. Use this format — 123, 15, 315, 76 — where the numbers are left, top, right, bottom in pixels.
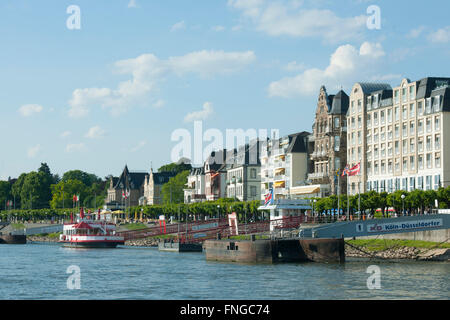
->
348, 77, 450, 195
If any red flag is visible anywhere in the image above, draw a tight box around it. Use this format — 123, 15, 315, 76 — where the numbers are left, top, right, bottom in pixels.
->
347, 163, 361, 176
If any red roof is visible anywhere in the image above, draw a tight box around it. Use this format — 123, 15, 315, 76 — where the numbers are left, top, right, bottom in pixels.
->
74, 221, 93, 229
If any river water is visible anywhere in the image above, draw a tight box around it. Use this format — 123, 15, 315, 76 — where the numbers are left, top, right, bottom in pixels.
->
0, 242, 448, 300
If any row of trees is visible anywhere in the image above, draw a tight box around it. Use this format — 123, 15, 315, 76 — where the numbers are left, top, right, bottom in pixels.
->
0, 163, 108, 211
312, 187, 450, 216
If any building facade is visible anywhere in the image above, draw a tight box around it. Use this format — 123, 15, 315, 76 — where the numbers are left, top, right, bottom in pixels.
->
184, 167, 206, 204
143, 169, 178, 205
225, 141, 261, 201
346, 82, 392, 195
106, 165, 147, 207
260, 132, 310, 200
366, 77, 450, 193
204, 150, 227, 201
308, 86, 349, 196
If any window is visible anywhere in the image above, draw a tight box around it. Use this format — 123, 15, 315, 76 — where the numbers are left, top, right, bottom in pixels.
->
426, 118, 431, 133
418, 119, 424, 134
388, 160, 393, 173
334, 136, 340, 151
418, 101, 423, 116
358, 99, 362, 113
435, 153, 441, 168
374, 161, 379, 174
403, 157, 408, 172
409, 86, 415, 100
426, 98, 432, 113
402, 87, 407, 103
403, 140, 407, 154
374, 129, 378, 143
367, 114, 371, 127
381, 160, 386, 174
381, 127, 385, 141
426, 153, 432, 169
426, 175, 432, 191
418, 176, 423, 190
358, 116, 362, 129
395, 107, 400, 121
410, 156, 415, 171
410, 121, 415, 136
402, 177, 408, 191
374, 112, 378, 126
358, 131, 362, 145
395, 124, 399, 138
381, 143, 386, 157
394, 90, 399, 104
418, 138, 423, 152
410, 138, 415, 154
388, 126, 393, 140
402, 123, 407, 137
435, 134, 440, 150
409, 177, 415, 191
358, 147, 362, 160
418, 155, 423, 169
334, 117, 340, 128
433, 96, 440, 112
250, 169, 257, 179
403, 105, 408, 120
351, 101, 355, 114
351, 117, 355, 129
250, 186, 257, 197
388, 108, 392, 123
435, 116, 440, 131
388, 142, 393, 156
426, 136, 432, 151
410, 103, 415, 118
434, 175, 441, 190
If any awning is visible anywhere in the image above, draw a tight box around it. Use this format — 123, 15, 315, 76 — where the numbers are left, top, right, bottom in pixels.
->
274, 168, 285, 175
290, 185, 321, 195
274, 181, 285, 188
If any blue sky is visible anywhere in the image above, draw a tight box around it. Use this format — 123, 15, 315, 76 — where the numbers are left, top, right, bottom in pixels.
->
1, 0, 449, 180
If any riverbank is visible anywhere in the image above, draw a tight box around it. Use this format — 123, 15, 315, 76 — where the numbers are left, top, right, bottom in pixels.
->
345, 239, 450, 261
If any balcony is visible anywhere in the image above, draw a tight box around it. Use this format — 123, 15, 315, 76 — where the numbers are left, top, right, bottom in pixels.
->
307, 172, 328, 180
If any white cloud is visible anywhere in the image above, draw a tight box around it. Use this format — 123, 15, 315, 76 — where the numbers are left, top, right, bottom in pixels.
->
428, 26, 450, 43
128, 0, 137, 8
19, 104, 43, 117
228, 0, 366, 42
153, 99, 165, 108
212, 25, 226, 32
168, 50, 256, 78
184, 102, 214, 123
27, 144, 41, 158
269, 42, 386, 98
66, 143, 86, 153
85, 126, 106, 139
171, 21, 186, 32
284, 61, 306, 72
407, 26, 426, 39
68, 50, 255, 118
60, 131, 71, 138
131, 140, 147, 152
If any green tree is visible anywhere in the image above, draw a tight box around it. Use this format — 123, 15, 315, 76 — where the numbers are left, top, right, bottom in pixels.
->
158, 162, 192, 175
20, 171, 52, 209
0, 181, 12, 209
161, 170, 190, 204
50, 179, 89, 209
11, 173, 27, 209
62, 170, 100, 187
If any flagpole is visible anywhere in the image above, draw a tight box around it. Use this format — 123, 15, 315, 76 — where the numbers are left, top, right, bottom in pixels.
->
337, 171, 340, 220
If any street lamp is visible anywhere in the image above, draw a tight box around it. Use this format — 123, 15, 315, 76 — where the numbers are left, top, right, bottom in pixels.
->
313, 199, 317, 219
401, 194, 406, 216
217, 205, 220, 220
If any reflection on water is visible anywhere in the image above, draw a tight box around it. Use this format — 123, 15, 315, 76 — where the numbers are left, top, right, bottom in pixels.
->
0, 242, 448, 300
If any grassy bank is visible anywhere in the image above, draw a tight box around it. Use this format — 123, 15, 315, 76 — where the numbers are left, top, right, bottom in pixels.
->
347, 239, 450, 252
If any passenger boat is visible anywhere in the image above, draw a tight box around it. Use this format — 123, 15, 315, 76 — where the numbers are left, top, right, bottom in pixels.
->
59, 208, 124, 248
